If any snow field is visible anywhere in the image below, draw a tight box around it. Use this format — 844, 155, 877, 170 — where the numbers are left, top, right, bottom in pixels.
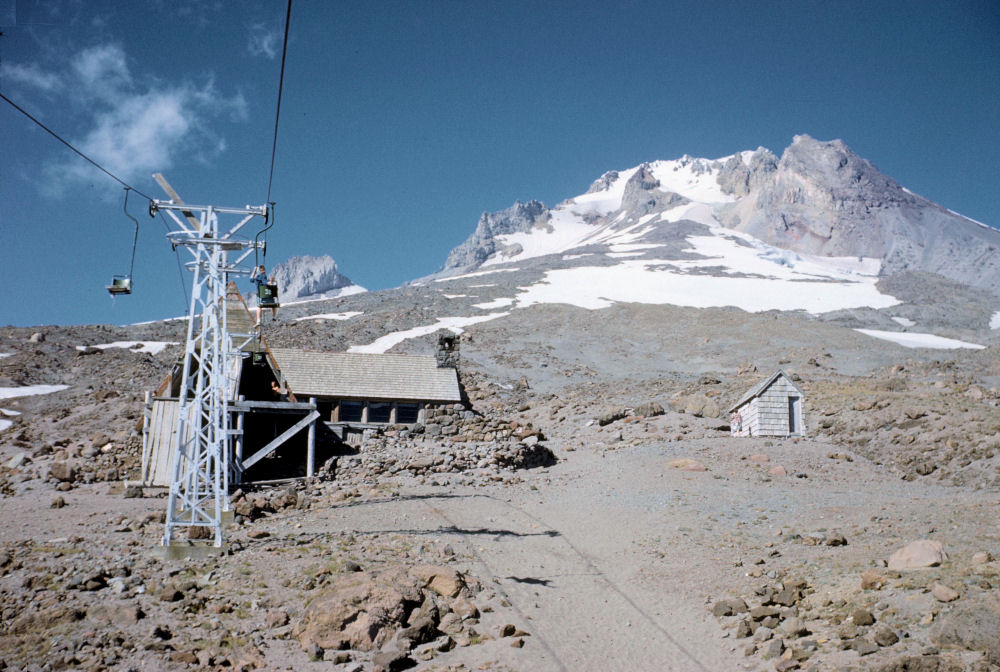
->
0, 384, 71, 400
294, 312, 363, 322
991, 312, 1000, 330
75, 341, 178, 355
1, 383, 71, 431
472, 298, 515, 310
347, 313, 509, 354
854, 329, 985, 350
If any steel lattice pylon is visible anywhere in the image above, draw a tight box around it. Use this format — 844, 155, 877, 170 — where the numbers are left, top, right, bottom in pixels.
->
154, 195, 267, 547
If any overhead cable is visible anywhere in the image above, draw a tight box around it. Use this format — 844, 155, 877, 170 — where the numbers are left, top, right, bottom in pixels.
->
0, 90, 155, 202
265, 0, 293, 205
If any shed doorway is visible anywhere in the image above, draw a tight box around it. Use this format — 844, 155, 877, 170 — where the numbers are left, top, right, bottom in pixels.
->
788, 396, 801, 434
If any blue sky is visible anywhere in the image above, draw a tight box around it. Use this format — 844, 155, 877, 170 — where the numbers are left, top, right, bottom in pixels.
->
1, 0, 998, 327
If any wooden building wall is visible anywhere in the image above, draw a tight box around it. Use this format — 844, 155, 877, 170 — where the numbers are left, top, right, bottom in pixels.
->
730, 375, 804, 438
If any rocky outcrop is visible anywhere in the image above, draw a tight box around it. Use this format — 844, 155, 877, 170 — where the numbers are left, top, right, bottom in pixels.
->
269, 254, 359, 301
443, 200, 549, 271
717, 135, 1000, 292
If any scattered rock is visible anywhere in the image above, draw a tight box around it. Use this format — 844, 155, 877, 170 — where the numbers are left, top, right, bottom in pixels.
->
634, 401, 664, 418
762, 638, 784, 659
852, 608, 876, 626
668, 458, 707, 472
929, 593, 1000, 664
861, 569, 887, 590
408, 564, 465, 598
874, 627, 899, 647
712, 598, 749, 617
888, 540, 947, 570
597, 408, 627, 426
852, 637, 879, 656
971, 551, 993, 565
49, 460, 77, 483
930, 582, 959, 603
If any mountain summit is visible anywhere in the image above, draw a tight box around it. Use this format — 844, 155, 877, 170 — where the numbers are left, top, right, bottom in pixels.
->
267, 254, 364, 303
441, 135, 999, 297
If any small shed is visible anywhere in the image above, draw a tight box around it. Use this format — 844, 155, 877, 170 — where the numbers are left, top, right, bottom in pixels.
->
728, 370, 804, 438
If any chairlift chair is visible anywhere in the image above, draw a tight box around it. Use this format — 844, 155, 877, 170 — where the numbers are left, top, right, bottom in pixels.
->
107, 275, 133, 295
257, 282, 279, 308
106, 187, 139, 297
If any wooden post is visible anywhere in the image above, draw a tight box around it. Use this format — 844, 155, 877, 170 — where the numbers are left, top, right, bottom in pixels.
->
235, 395, 245, 484
307, 397, 316, 478
140, 391, 152, 485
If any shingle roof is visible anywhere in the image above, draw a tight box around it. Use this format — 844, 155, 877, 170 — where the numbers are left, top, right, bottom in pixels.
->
728, 369, 804, 412
270, 348, 462, 402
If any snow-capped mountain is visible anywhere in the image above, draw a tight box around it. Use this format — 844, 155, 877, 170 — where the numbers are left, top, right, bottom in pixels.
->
437, 135, 999, 317
263, 254, 365, 303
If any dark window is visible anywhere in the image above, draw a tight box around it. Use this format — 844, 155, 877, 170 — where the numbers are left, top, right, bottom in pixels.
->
368, 402, 391, 424
317, 401, 334, 422
396, 403, 420, 424
340, 401, 363, 422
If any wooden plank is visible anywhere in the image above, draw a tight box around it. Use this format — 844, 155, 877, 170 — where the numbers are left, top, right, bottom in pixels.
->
153, 173, 201, 230
143, 399, 181, 486
241, 411, 320, 470
231, 400, 316, 412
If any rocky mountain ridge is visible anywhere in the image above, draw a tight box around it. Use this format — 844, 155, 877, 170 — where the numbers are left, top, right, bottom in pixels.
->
440, 135, 1000, 295
265, 254, 363, 303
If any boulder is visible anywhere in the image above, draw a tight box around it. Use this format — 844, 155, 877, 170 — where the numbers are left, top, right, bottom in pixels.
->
294, 569, 422, 652
634, 402, 664, 418
930, 582, 959, 603
49, 460, 77, 483
861, 569, 887, 590
929, 593, 1000, 664
888, 540, 947, 570
852, 608, 875, 626
408, 565, 465, 598
597, 408, 627, 426
971, 551, 992, 565
668, 458, 707, 472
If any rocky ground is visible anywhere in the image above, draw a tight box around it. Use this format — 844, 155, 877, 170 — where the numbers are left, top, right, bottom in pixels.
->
1, 286, 999, 671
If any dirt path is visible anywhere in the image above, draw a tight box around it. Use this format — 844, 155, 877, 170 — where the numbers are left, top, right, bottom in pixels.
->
292, 450, 750, 671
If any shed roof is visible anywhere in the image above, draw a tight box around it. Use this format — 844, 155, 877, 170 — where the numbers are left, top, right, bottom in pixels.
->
728, 370, 804, 412
270, 348, 462, 402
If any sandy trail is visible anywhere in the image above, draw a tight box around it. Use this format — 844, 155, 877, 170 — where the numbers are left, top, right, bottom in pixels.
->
302, 448, 747, 671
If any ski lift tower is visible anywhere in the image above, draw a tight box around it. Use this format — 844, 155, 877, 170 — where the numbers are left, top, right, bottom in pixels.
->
151, 174, 267, 548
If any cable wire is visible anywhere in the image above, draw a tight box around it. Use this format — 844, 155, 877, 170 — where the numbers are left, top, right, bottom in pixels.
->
0, 90, 155, 202
265, 0, 293, 205
159, 211, 191, 312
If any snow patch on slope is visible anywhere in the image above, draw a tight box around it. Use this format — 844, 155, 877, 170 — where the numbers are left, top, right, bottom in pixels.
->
570, 167, 640, 215
473, 297, 515, 310
76, 341, 177, 355
347, 313, 509, 354
295, 312, 363, 322
854, 329, 985, 350
515, 258, 894, 313
647, 157, 737, 203
991, 311, 1000, 330
0, 384, 70, 400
